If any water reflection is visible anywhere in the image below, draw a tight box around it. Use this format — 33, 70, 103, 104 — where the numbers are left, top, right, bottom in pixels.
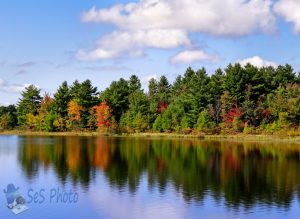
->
18, 136, 300, 210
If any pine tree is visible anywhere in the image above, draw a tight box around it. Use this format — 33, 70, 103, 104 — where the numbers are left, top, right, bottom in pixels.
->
148, 78, 159, 124
69, 80, 98, 127
53, 81, 71, 119
17, 85, 42, 126
100, 78, 130, 122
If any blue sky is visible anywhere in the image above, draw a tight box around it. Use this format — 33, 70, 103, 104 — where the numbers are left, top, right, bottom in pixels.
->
0, 0, 300, 105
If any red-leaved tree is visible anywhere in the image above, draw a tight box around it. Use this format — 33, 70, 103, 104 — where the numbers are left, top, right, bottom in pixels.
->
94, 101, 112, 129
157, 101, 168, 114
223, 103, 243, 127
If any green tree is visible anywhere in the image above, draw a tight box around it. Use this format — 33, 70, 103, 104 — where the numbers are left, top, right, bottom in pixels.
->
129, 75, 141, 94
273, 64, 296, 87
223, 63, 249, 103
196, 110, 215, 132
42, 112, 56, 131
153, 115, 162, 132
70, 80, 99, 127
53, 81, 71, 119
267, 84, 300, 125
132, 112, 148, 133
157, 76, 171, 103
100, 78, 130, 122
121, 75, 150, 132
209, 68, 224, 98
148, 78, 159, 124
0, 105, 17, 129
242, 85, 255, 124
171, 75, 183, 98
0, 113, 12, 130
181, 67, 211, 126
161, 101, 186, 132
17, 85, 42, 126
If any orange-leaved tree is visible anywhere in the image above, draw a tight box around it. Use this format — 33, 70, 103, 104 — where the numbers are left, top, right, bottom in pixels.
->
93, 101, 112, 129
39, 93, 53, 117
68, 100, 82, 122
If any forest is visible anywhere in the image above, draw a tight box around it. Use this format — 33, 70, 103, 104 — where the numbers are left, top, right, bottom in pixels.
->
0, 63, 299, 135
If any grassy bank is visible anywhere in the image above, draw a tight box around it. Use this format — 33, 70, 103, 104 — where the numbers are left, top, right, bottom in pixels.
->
0, 130, 299, 143
126, 132, 300, 142
0, 130, 101, 137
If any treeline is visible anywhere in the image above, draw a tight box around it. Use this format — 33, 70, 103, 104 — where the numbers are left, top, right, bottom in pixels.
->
0, 63, 300, 135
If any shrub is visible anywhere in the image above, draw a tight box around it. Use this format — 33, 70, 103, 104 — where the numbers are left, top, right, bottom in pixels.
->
243, 122, 255, 134
153, 115, 162, 132
196, 110, 216, 133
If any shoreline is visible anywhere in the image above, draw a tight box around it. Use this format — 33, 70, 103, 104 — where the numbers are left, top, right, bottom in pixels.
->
0, 130, 299, 142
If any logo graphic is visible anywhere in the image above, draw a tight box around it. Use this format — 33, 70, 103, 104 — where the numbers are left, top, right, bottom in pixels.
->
3, 183, 29, 215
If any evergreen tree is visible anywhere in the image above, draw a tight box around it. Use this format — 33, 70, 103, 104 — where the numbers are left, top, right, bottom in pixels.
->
171, 75, 183, 98
223, 63, 249, 103
121, 75, 150, 132
273, 64, 296, 87
53, 81, 71, 119
181, 67, 211, 126
196, 110, 215, 132
148, 78, 159, 124
153, 115, 162, 132
5, 62, 300, 134
17, 85, 42, 126
161, 101, 186, 132
70, 80, 99, 127
100, 78, 130, 122
129, 75, 141, 94
157, 76, 171, 103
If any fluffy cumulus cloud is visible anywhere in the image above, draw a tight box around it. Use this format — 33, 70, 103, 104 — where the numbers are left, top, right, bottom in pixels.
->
171, 50, 218, 64
81, 0, 275, 36
274, 0, 300, 33
78, 0, 276, 61
77, 29, 190, 60
237, 56, 278, 67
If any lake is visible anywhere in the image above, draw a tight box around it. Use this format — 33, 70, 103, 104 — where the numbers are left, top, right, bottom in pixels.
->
0, 135, 300, 218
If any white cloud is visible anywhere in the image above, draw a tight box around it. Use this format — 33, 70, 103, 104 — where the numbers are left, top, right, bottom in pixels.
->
0, 78, 32, 94
77, 29, 190, 61
274, 0, 300, 33
171, 50, 218, 64
81, 0, 276, 36
237, 56, 278, 68
141, 74, 158, 84
78, 0, 276, 61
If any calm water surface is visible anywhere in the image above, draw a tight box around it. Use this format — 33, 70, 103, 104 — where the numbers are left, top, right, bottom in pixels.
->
0, 135, 300, 219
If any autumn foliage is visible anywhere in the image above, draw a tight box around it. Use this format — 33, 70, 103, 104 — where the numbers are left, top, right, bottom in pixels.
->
223, 104, 243, 126
158, 101, 168, 114
9, 64, 300, 135
39, 93, 53, 116
93, 101, 111, 129
68, 100, 82, 122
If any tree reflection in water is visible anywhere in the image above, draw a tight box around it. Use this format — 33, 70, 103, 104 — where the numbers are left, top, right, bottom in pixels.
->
18, 136, 300, 209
